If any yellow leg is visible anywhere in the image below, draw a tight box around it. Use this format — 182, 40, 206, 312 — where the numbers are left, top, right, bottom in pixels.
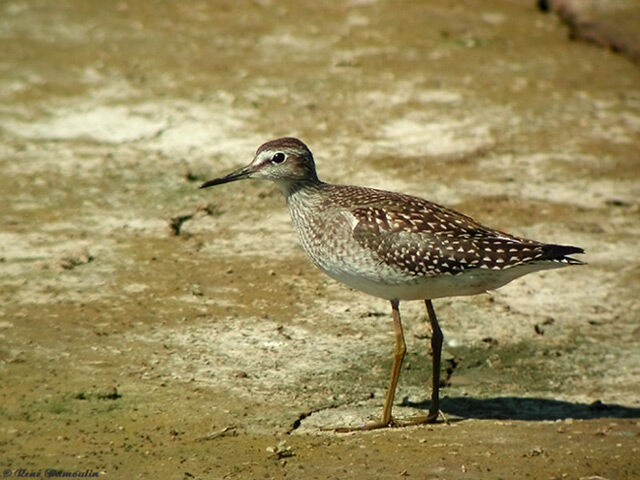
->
336, 299, 405, 432
426, 299, 443, 420
400, 299, 443, 426
379, 299, 406, 425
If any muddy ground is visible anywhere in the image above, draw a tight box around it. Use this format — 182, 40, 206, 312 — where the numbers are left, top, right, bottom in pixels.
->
1, 1, 639, 479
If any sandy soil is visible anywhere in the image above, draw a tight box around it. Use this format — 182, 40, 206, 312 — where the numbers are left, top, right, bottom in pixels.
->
1, 1, 639, 479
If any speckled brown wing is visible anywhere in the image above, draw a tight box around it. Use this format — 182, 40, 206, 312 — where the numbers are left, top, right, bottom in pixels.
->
347, 191, 583, 278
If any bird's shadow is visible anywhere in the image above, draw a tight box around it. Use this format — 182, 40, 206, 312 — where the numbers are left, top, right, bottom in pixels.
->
400, 396, 640, 421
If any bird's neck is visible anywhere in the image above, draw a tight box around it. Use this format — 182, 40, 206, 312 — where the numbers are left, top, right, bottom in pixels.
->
276, 176, 324, 198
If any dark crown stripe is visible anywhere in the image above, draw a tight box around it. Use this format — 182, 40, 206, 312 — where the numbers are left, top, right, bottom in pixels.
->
256, 137, 311, 156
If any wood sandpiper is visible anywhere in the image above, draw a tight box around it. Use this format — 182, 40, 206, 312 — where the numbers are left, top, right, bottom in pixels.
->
200, 137, 584, 430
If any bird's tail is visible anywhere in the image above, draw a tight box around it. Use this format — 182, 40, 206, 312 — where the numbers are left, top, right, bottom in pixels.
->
541, 244, 585, 265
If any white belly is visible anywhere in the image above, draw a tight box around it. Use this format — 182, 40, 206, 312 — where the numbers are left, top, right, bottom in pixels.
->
321, 261, 563, 301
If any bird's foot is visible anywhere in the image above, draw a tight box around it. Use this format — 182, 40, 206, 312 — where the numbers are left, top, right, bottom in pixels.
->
325, 410, 448, 432
329, 418, 399, 433
399, 409, 448, 427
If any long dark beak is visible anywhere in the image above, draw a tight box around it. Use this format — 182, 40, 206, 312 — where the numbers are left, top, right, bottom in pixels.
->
199, 165, 252, 189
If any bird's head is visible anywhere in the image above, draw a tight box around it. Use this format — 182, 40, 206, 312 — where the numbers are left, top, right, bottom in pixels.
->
200, 137, 319, 193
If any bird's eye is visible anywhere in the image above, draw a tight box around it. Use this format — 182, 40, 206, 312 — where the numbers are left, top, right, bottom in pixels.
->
271, 152, 286, 164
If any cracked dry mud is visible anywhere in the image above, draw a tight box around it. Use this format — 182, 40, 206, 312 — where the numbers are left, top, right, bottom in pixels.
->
1, 1, 639, 479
